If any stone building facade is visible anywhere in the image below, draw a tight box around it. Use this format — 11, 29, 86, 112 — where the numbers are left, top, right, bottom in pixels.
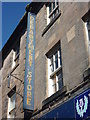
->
1, 12, 27, 118
0, 1, 90, 119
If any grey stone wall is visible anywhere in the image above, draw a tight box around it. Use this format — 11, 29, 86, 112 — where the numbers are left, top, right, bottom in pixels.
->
0, 68, 2, 120
1, 30, 27, 118
34, 2, 89, 111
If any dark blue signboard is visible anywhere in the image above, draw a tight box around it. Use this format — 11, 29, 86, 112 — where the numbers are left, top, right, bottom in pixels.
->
23, 12, 36, 110
75, 89, 90, 120
39, 89, 90, 119
40, 99, 75, 119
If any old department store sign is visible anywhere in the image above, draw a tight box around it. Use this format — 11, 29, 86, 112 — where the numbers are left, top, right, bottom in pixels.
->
23, 12, 36, 110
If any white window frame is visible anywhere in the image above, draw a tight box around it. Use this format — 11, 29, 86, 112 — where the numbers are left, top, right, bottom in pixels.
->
7, 93, 16, 118
50, 49, 61, 73
47, 48, 63, 97
85, 21, 90, 65
47, 0, 59, 25
12, 50, 16, 69
12, 42, 20, 69
85, 22, 90, 43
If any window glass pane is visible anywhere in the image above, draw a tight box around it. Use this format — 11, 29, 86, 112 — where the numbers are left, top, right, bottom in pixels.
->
50, 57, 54, 72
50, 16, 53, 22
9, 93, 16, 112
55, 0, 58, 6
56, 9, 59, 14
53, 10, 56, 18
53, 2, 55, 9
87, 21, 90, 27
57, 73, 63, 90
49, 3, 52, 14
58, 49, 62, 66
56, 2, 58, 6
52, 76, 57, 92
55, 52, 58, 69
88, 30, 90, 40
14, 41, 20, 64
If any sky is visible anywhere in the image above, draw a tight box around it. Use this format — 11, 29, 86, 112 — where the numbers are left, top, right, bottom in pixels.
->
1, 2, 30, 50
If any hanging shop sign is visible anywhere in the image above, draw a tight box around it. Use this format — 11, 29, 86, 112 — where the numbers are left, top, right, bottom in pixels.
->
23, 12, 36, 111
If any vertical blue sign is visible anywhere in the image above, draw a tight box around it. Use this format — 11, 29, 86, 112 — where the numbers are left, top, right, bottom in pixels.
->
23, 12, 36, 110
75, 89, 90, 120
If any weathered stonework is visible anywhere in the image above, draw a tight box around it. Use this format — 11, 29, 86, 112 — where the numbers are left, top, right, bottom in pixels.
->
1, 2, 90, 119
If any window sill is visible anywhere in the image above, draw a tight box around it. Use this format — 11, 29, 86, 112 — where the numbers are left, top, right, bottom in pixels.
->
42, 86, 67, 108
50, 66, 61, 78
9, 107, 15, 114
42, 12, 61, 36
